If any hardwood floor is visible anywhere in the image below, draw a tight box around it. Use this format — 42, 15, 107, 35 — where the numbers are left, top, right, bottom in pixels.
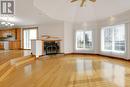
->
0, 50, 31, 65
0, 54, 130, 87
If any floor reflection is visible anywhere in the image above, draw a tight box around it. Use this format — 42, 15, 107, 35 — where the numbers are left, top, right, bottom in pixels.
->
76, 59, 85, 74
75, 58, 126, 87
76, 59, 93, 74
24, 64, 32, 76
101, 62, 125, 87
23, 50, 31, 56
1, 54, 130, 87
85, 59, 93, 76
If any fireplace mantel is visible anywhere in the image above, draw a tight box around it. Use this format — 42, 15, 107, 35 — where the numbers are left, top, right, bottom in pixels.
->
31, 35, 63, 57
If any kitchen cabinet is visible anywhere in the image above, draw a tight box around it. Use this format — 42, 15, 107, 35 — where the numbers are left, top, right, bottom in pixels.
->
9, 40, 21, 50
0, 42, 4, 49
0, 28, 22, 50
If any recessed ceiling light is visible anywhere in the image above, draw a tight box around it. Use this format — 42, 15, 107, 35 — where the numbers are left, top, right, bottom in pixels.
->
5, 23, 8, 26
1, 22, 6, 24
0, 17, 17, 22
8, 22, 11, 25
10, 23, 14, 26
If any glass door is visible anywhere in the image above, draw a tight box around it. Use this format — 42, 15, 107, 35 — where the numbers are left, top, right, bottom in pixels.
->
23, 28, 37, 49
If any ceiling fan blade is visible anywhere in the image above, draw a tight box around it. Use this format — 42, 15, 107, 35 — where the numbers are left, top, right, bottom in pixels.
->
89, 0, 96, 2
71, 0, 78, 3
80, 0, 86, 7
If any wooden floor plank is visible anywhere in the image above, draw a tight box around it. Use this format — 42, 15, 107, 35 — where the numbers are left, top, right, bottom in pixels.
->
0, 51, 130, 87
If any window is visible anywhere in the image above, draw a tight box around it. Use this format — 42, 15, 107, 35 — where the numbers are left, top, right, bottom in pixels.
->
101, 24, 126, 53
24, 28, 38, 49
85, 31, 93, 49
76, 30, 93, 50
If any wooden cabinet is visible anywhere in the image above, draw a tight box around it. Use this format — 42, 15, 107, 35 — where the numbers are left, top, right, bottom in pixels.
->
9, 40, 21, 50
0, 40, 21, 50
0, 28, 22, 50
0, 43, 4, 49
9, 28, 21, 50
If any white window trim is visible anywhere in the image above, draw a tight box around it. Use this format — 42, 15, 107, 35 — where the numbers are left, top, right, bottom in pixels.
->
75, 30, 93, 51
101, 24, 126, 54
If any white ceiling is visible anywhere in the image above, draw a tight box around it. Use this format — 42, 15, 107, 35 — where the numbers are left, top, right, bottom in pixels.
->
0, 0, 61, 27
34, 0, 130, 22
1, 0, 130, 27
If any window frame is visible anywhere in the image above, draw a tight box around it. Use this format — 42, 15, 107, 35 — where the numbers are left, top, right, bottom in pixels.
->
101, 24, 126, 54
75, 30, 93, 50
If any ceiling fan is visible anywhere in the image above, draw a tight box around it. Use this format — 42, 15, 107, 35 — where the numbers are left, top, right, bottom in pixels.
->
70, 0, 96, 7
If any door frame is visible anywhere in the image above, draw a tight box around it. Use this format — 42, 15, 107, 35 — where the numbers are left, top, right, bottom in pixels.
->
22, 27, 38, 50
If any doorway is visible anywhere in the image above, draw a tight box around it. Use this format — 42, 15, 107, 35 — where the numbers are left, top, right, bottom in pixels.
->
23, 28, 38, 49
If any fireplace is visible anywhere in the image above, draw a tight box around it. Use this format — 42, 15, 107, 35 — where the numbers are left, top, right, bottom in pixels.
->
44, 41, 60, 55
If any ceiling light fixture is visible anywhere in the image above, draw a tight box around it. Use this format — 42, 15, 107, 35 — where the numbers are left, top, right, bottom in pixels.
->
0, 21, 15, 27
5, 23, 8, 26
10, 23, 14, 26
0, 16, 16, 27
1, 22, 6, 24
70, 0, 96, 7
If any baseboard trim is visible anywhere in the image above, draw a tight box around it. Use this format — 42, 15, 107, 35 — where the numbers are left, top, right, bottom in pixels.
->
64, 52, 98, 55
98, 54, 130, 61
64, 52, 130, 61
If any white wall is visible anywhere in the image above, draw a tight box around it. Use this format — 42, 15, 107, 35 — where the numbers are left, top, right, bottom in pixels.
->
38, 22, 64, 53
70, 10, 130, 60
72, 24, 100, 54
64, 22, 74, 53
38, 23, 64, 38
96, 10, 130, 60
38, 22, 75, 54
127, 23, 130, 59
36, 10, 130, 60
